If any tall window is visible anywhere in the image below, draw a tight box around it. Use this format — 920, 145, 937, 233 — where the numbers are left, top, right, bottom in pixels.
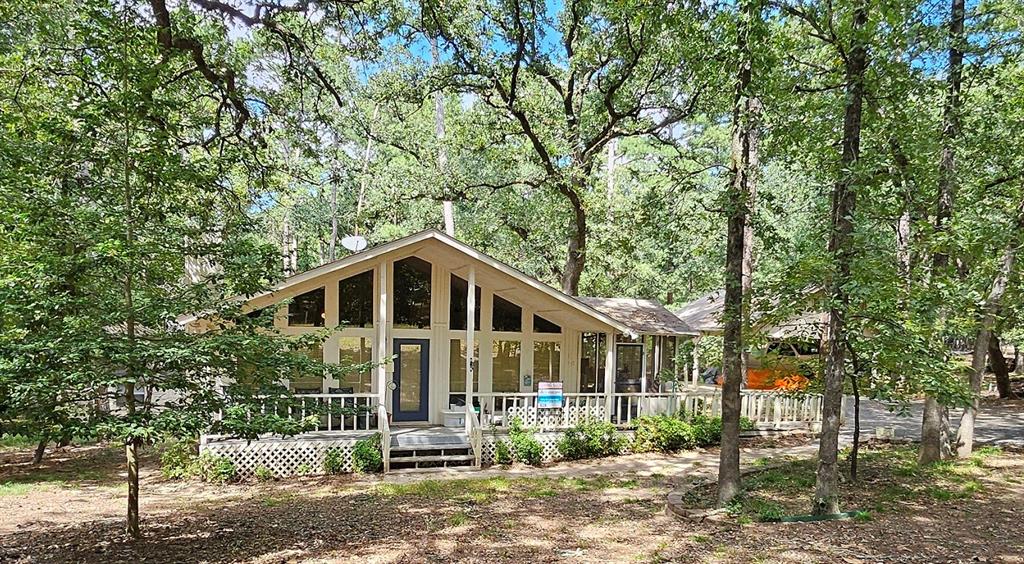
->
533, 341, 560, 388
579, 333, 606, 393
288, 288, 325, 327
339, 270, 373, 328
394, 257, 432, 328
449, 274, 481, 331
533, 315, 561, 333
492, 295, 521, 332
449, 339, 480, 407
337, 337, 372, 393
289, 347, 324, 393
492, 340, 521, 392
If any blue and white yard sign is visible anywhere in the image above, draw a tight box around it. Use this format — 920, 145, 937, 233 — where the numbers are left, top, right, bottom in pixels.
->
537, 381, 564, 409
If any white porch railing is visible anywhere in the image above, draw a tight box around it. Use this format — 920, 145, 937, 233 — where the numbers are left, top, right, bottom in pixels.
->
477, 388, 826, 431
252, 393, 381, 432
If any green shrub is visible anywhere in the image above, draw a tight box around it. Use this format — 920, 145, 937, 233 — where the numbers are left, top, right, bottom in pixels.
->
194, 453, 238, 483
295, 463, 313, 475
253, 465, 275, 481
494, 438, 513, 464
740, 416, 756, 431
160, 440, 199, 480
688, 413, 723, 447
352, 433, 383, 473
505, 418, 542, 466
632, 415, 694, 453
557, 419, 623, 460
323, 447, 347, 475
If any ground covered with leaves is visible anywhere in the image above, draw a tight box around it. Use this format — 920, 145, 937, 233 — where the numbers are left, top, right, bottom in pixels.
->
1, 441, 1023, 563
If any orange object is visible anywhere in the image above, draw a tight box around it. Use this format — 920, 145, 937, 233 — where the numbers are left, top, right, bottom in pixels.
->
746, 368, 809, 391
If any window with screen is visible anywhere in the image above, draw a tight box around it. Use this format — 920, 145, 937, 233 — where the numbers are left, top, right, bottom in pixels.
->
449, 274, 481, 331
288, 288, 325, 327
492, 295, 522, 332
492, 340, 521, 392
339, 270, 373, 328
394, 257, 432, 328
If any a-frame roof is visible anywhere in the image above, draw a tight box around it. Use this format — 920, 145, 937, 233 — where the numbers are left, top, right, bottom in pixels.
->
219, 229, 638, 334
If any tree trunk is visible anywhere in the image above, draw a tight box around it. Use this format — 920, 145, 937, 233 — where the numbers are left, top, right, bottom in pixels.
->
32, 436, 48, 465
126, 437, 141, 538
956, 239, 1015, 455
850, 363, 861, 481
328, 178, 338, 261
813, 0, 868, 516
430, 36, 455, 236
355, 105, 379, 237
992, 336, 1016, 398
920, 0, 964, 465
561, 186, 587, 296
718, 0, 761, 507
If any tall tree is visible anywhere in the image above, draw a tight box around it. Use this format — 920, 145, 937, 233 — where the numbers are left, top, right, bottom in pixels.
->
812, 0, 871, 515
920, 0, 966, 465
718, 0, 764, 507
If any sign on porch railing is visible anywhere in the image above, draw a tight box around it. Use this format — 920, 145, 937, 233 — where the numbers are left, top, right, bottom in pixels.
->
537, 381, 564, 408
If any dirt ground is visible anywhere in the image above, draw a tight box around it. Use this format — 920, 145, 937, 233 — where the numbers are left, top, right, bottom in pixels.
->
1, 440, 1023, 563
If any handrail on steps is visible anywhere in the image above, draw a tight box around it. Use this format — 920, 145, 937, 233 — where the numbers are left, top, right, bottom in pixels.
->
378, 403, 391, 473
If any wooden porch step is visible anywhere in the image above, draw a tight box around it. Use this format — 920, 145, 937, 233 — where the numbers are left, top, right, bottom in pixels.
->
386, 465, 481, 475
389, 454, 476, 464
390, 443, 472, 453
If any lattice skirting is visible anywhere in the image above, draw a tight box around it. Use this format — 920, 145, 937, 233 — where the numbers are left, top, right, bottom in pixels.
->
480, 430, 635, 465
201, 436, 367, 478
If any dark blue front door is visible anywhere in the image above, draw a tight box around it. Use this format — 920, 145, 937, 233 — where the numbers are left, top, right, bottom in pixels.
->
392, 339, 430, 422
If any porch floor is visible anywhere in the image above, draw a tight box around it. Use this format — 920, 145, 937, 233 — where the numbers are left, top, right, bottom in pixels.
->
202, 425, 468, 447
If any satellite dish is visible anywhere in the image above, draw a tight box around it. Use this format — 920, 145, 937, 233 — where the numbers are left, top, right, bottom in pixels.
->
341, 235, 368, 253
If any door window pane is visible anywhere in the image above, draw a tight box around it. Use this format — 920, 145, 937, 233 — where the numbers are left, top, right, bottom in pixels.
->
615, 344, 643, 393
492, 340, 521, 392
660, 336, 678, 381
533, 341, 560, 388
580, 333, 606, 393
449, 274, 481, 331
394, 257, 432, 328
337, 337, 372, 393
339, 270, 374, 328
399, 344, 422, 411
288, 287, 325, 327
492, 295, 522, 332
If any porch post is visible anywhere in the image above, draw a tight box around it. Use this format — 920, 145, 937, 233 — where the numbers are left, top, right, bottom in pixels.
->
465, 265, 476, 433
604, 331, 615, 423
377, 261, 388, 412
691, 335, 701, 387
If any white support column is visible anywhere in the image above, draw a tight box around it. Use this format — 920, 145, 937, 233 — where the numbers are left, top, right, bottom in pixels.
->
691, 335, 701, 386
604, 331, 615, 422
377, 261, 388, 409
465, 266, 476, 432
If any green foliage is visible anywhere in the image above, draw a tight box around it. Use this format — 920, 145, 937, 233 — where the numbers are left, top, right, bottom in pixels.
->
159, 440, 199, 480
193, 454, 238, 484
323, 447, 347, 475
632, 414, 729, 453
497, 418, 543, 466
253, 466, 275, 482
294, 463, 313, 476
494, 438, 513, 465
352, 433, 383, 473
557, 419, 624, 461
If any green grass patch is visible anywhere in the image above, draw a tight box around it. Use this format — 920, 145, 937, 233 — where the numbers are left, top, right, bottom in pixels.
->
0, 481, 37, 496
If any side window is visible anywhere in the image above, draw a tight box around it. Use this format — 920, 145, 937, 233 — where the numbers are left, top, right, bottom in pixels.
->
288, 288, 325, 327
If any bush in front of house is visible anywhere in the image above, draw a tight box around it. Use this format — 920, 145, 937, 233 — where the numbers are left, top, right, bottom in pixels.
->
193, 453, 238, 483
323, 447, 347, 475
632, 415, 695, 453
557, 419, 624, 460
160, 440, 238, 482
352, 433, 383, 473
160, 440, 199, 480
254, 465, 275, 481
495, 417, 542, 466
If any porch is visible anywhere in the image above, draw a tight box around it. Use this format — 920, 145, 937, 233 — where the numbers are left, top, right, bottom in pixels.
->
201, 385, 832, 477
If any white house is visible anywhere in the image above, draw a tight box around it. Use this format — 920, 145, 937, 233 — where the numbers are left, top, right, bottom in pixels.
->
198, 230, 825, 475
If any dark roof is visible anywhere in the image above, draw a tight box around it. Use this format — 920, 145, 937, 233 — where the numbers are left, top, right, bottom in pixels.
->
672, 289, 827, 337
575, 297, 698, 336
